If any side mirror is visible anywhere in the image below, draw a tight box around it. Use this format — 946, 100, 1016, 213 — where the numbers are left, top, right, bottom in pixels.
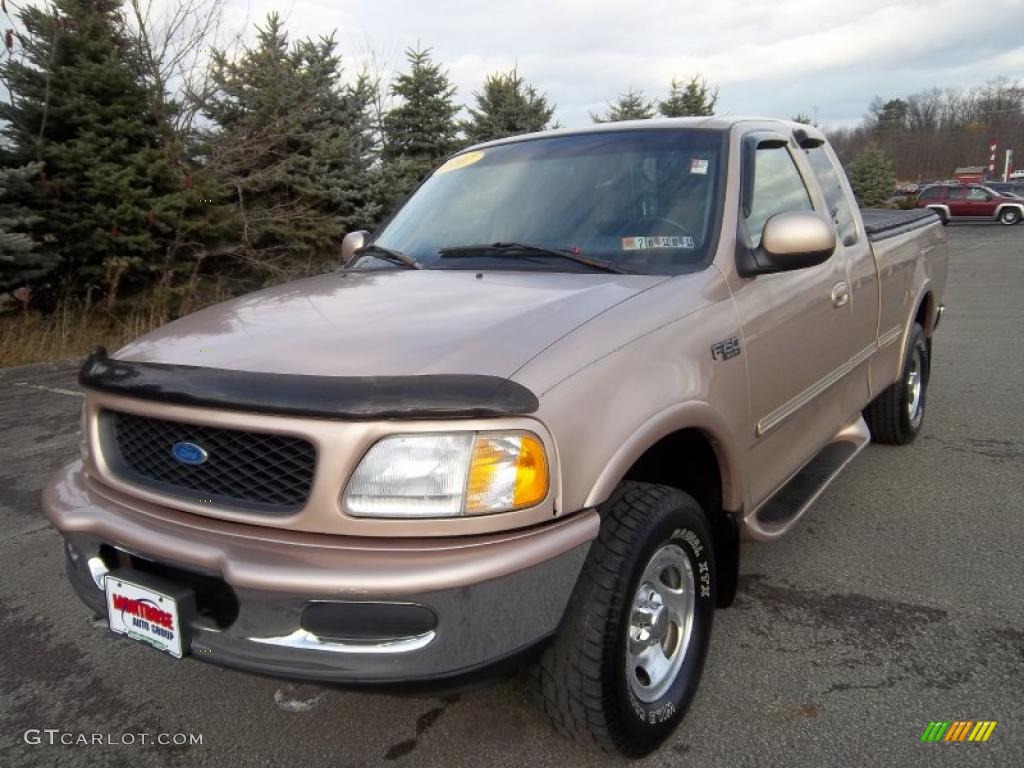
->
341, 230, 369, 266
741, 212, 835, 275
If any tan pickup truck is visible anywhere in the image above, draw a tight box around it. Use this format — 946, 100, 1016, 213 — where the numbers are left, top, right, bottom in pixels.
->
45, 117, 947, 757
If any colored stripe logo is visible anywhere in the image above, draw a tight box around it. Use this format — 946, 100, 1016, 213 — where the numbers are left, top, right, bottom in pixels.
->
921, 721, 997, 742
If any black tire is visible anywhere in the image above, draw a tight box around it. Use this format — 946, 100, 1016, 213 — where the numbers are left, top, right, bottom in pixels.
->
999, 208, 1021, 225
863, 322, 929, 445
528, 482, 715, 757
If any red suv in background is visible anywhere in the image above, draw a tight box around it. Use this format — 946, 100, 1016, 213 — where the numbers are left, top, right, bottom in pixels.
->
916, 184, 1024, 225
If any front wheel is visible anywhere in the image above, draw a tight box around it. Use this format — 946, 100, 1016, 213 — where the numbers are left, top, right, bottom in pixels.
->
999, 208, 1021, 225
528, 483, 715, 757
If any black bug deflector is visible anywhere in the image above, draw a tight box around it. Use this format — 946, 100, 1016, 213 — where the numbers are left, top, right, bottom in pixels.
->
79, 347, 540, 419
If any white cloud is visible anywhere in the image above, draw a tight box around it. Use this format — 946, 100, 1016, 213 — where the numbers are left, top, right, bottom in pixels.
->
175, 0, 1024, 126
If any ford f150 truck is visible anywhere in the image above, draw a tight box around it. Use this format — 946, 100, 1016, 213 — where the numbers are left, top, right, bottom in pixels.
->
45, 117, 948, 757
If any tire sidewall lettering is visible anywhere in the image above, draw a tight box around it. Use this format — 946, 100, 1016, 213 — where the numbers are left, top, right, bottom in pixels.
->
624, 525, 713, 725
627, 690, 677, 724
671, 527, 711, 601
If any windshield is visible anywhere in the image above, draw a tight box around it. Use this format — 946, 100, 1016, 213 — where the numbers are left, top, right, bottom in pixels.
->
369, 129, 726, 275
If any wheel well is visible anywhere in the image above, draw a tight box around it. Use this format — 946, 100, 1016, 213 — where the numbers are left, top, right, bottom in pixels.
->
915, 292, 934, 336
621, 428, 738, 608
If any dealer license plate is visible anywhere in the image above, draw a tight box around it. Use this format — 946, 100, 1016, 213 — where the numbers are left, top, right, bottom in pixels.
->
105, 575, 183, 658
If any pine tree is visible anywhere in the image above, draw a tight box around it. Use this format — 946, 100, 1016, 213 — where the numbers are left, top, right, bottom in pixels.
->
0, 0, 182, 302
872, 97, 909, 136
462, 68, 555, 144
591, 88, 656, 123
0, 163, 56, 292
203, 14, 381, 274
846, 144, 897, 207
658, 76, 718, 117
381, 45, 459, 196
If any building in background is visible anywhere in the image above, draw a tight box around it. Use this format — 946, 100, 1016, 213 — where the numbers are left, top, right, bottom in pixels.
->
953, 166, 987, 184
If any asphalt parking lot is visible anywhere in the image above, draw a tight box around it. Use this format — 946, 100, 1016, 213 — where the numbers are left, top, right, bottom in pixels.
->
2, 225, 1022, 767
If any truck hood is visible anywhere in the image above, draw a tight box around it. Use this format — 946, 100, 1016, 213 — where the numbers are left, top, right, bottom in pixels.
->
115, 269, 667, 379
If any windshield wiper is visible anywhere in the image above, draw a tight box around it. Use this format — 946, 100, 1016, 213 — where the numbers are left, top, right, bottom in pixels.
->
437, 241, 630, 274
353, 243, 425, 270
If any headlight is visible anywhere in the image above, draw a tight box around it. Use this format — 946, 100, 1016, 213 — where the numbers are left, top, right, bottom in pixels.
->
344, 432, 549, 519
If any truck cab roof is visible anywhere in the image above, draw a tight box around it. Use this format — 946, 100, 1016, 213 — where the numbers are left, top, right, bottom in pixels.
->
465, 116, 826, 153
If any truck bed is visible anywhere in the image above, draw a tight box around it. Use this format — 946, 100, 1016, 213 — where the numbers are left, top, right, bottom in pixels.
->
861, 208, 939, 242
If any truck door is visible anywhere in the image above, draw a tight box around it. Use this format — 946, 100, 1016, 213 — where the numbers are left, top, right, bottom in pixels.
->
728, 136, 854, 509
802, 141, 879, 419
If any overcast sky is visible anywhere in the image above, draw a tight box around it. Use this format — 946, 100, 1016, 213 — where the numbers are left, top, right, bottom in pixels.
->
164, 0, 1024, 127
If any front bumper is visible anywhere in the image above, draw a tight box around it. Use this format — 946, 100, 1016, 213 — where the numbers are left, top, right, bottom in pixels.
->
44, 461, 597, 683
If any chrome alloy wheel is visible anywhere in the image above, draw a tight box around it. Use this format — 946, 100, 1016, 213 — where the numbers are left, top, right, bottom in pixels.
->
906, 344, 924, 426
626, 544, 695, 703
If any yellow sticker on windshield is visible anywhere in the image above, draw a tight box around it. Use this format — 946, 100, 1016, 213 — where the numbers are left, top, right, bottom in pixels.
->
435, 150, 485, 174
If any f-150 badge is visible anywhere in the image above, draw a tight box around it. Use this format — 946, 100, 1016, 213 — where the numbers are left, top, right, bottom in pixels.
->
711, 337, 741, 361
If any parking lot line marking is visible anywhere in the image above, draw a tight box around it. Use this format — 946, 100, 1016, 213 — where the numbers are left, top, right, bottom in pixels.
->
12, 382, 84, 398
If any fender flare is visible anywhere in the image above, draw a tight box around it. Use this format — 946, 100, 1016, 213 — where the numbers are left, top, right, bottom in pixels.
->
994, 202, 1024, 220
583, 400, 744, 513
898, 281, 935, 368
925, 203, 950, 221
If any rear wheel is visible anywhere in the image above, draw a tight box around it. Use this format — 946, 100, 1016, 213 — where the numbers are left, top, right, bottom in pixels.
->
999, 208, 1021, 225
528, 482, 715, 757
863, 322, 929, 444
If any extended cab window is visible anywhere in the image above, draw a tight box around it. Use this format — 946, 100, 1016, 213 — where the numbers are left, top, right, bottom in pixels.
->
746, 147, 813, 248
371, 130, 726, 275
805, 146, 858, 245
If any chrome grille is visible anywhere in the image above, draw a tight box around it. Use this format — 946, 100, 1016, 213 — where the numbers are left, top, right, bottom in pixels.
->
101, 410, 316, 513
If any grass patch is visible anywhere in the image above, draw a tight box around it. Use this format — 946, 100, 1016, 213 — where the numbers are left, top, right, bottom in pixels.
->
1, 274, 245, 368
0, 303, 169, 368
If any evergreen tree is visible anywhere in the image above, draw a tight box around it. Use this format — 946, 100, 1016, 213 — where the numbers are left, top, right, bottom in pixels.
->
658, 76, 718, 117
846, 143, 897, 207
381, 45, 459, 196
0, 163, 57, 292
462, 68, 555, 144
0, 0, 183, 302
791, 112, 814, 125
591, 88, 656, 123
871, 97, 910, 136
203, 14, 380, 274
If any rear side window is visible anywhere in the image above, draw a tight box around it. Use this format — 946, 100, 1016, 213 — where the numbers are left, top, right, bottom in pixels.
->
918, 187, 943, 201
746, 147, 813, 248
948, 187, 967, 200
805, 146, 858, 245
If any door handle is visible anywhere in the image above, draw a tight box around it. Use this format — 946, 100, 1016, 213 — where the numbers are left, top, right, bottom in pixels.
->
831, 281, 850, 308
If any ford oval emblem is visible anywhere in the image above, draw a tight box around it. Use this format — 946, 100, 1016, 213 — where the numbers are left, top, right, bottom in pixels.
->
171, 441, 208, 466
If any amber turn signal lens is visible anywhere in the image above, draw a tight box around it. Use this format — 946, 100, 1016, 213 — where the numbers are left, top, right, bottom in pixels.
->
465, 433, 549, 515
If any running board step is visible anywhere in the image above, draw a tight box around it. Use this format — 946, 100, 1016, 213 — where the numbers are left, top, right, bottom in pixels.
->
754, 416, 870, 534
